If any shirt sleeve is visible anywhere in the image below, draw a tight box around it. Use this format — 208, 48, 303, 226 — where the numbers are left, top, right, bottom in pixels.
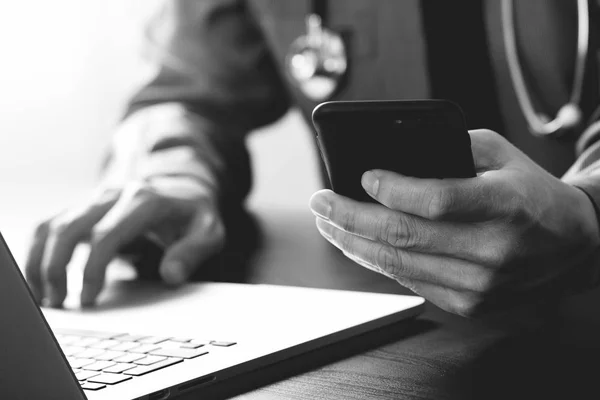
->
563, 126, 600, 222
561, 125, 600, 292
107, 0, 290, 204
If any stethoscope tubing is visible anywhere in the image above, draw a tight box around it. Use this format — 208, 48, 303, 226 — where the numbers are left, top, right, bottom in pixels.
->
502, 0, 589, 137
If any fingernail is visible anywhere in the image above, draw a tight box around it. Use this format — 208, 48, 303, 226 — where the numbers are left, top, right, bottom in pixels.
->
162, 262, 187, 286
310, 194, 331, 220
80, 285, 97, 308
362, 171, 379, 196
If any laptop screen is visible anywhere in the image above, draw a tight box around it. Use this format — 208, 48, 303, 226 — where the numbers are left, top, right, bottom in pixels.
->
0, 233, 85, 399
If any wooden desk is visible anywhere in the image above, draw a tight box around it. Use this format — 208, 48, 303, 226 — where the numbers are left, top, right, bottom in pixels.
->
221, 206, 600, 400
4, 197, 600, 400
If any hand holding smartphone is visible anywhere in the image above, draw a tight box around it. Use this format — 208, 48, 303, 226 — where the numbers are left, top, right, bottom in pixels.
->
311, 100, 476, 203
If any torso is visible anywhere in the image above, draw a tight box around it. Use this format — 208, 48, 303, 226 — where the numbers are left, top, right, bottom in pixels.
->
248, 0, 596, 176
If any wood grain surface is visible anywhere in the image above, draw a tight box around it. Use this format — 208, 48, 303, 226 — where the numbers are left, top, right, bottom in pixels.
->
203, 206, 600, 400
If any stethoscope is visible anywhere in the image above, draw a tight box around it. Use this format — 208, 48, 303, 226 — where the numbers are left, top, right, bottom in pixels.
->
288, 0, 591, 139
285, 0, 347, 101
501, 0, 589, 138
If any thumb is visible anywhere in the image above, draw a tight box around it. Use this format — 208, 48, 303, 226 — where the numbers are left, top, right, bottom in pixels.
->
469, 129, 513, 172
159, 210, 225, 286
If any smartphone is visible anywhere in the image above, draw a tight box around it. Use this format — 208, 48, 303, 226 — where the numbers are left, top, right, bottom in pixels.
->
311, 100, 476, 203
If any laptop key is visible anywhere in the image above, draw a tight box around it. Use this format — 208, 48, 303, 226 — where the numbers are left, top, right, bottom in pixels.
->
81, 382, 106, 391
124, 358, 183, 377
55, 329, 122, 340
89, 339, 120, 350
74, 348, 105, 359
82, 361, 117, 371
150, 340, 181, 348
168, 337, 192, 343
69, 358, 96, 369
133, 355, 167, 366
149, 348, 208, 359
70, 337, 102, 347
62, 346, 86, 356
115, 334, 148, 342
74, 370, 100, 381
137, 336, 169, 345
110, 341, 141, 352
88, 373, 132, 385
113, 353, 146, 363
180, 343, 204, 349
128, 344, 161, 354
210, 341, 237, 347
56, 335, 80, 345
94, 350, 127, 361
103, 363, 137, 374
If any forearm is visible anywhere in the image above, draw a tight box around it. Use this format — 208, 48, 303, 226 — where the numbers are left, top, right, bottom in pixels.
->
105, 0, 289, 204
104, 103, 252, 204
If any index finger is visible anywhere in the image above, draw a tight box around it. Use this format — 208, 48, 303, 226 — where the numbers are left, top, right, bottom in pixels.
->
24, 222, 50, 304
361, 170, 501, 221
81, 185, 166, 307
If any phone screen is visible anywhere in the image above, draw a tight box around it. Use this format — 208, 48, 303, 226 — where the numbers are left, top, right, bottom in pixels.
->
313, 101, 476, 203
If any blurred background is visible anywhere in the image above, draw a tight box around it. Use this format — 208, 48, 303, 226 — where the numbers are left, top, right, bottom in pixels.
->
0, 0, 320, 262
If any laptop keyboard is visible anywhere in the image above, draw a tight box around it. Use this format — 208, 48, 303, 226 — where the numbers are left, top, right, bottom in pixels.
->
54, 329, 236, 392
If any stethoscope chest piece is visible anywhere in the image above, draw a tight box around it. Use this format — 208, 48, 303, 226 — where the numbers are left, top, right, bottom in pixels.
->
286, 14, 347, 101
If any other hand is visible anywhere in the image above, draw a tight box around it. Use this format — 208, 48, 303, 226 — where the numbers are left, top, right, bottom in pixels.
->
25, 175, 224, 308
310, 129, 600, 317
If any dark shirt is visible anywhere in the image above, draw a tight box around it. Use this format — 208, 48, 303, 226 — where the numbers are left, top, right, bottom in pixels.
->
115, 0, 600, 213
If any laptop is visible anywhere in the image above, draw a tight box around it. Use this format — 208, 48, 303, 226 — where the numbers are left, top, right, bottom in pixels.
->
0, 232, 425, 400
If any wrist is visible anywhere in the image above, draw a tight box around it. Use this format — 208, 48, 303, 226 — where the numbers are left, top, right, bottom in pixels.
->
571, 184, 600, 244
560, 183, 600, 294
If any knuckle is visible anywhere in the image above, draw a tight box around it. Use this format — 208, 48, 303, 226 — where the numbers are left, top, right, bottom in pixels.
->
338, 210, 357, 233
488, 244, 512, 267
128, 181, 154, 197
126, 182, 161, 204
375, 246, 402, 277
486, 232, 519, 268
425, 186, 454, 220
379, 215, 418, 249
507, 197, 533, 226
89, 227, 113, 249
133, 184, 170, 214
48, 218, 75, 239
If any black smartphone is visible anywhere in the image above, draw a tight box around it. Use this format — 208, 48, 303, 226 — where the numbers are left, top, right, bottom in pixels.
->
311, 100, 476, 203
